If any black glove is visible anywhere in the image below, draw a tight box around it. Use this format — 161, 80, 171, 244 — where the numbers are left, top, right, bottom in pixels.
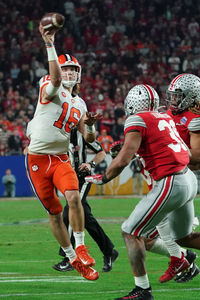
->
77, 169, 91, 179
110, 141, 123, 159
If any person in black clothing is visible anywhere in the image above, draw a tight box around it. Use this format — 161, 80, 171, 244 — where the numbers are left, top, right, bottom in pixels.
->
7, 129, 22, 155
94, 157, 107, 195
53, 127, 118, 272
129, 157, 143, 195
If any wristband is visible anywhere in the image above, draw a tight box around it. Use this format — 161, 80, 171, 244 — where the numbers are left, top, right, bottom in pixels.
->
102, 174, 110, 183
86, 125, 95, 134
45, 44, 55, 47
89, 161, 96, 168
46, 45, 58, 61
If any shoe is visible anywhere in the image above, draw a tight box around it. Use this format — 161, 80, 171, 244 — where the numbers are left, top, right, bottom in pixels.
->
52, 257, 74, 272
159, 253, 190, 283
185, 249, 197, 264
102, 249, 119, 272
174, 249, 198, 283
75, 245, 95, 266
71, 257, 99, 281
114, 286, 154, 300
174, 263, 200, 283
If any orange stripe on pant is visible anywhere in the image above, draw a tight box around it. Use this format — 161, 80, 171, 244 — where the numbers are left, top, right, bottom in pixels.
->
27, 154, 79, 214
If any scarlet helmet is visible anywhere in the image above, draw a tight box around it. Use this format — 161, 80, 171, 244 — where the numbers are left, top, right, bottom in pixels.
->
166, 73, 200, 113
58, 54, 81, 87
124, 84, 159, 117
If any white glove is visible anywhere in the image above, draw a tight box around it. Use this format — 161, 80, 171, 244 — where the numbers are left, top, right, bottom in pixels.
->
85, 174, 103, 185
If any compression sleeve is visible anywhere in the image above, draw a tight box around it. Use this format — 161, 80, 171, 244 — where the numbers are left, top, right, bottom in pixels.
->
46, 81, 60, 96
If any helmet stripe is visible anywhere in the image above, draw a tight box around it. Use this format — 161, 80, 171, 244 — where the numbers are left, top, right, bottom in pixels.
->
65, 54, 71, 61
63, 54, 77, 64
169, 73, 189, 91
143, 84, 154, 109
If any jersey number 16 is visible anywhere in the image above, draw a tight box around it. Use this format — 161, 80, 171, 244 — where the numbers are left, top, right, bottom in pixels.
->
54, 102, 80, 133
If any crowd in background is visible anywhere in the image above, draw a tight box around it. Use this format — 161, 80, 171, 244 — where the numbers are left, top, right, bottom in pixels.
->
0, 0, 200, 155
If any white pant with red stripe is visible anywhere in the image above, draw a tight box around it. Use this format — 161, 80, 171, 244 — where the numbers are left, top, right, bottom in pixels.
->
122, 168, 197, 240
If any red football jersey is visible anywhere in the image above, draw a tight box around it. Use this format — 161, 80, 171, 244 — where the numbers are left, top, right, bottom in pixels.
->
124, 112, 189, 181
167, 109, 200, 148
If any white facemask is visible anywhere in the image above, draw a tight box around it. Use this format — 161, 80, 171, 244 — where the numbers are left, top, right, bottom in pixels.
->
61, 69, 78, 88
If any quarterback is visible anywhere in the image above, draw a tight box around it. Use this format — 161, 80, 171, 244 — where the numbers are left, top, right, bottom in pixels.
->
25, 24, 101, 281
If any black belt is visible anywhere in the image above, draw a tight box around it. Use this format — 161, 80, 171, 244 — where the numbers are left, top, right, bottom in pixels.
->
158, 166, 188, 181
169, 166, 188, 176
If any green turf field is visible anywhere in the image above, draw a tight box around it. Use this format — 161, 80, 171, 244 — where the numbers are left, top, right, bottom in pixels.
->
0, 196, 200, 300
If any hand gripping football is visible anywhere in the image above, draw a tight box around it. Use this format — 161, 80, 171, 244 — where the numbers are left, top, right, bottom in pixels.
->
41, 12, 65, 30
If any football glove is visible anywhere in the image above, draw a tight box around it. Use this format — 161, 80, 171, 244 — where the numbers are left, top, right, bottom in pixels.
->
85, 174, 103, 185
77, 169, 91, 179
110, 141, 123, 159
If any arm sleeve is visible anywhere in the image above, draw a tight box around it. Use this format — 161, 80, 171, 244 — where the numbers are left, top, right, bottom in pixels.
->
124, 115, 146, 136
2, 176, 6, 184
86, 140, 103, 154
188, 117, 200, 132
46, 81, 60, 96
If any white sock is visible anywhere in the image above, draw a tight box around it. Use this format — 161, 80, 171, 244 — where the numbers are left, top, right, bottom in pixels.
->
150, 238, 170, 257
181, 248, 187, 256
150, 238, 187, 258
73, 231, 85, 247
61, 245, 76, 262
157, 220, 182, 258
134, 274, 150, 289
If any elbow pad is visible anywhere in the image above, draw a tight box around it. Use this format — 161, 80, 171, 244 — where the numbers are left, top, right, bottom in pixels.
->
46, 82, 60, 96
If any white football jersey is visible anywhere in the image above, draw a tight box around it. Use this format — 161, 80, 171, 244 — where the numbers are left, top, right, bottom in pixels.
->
27, 75, 87, 154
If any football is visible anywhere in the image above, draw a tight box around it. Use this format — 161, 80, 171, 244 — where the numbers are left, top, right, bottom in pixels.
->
40, 12, 65, 30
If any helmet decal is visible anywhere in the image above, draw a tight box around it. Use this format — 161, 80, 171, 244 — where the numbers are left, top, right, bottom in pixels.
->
124, 84, 159, 117
168, 73, 189, 91
58, 54, 79, 65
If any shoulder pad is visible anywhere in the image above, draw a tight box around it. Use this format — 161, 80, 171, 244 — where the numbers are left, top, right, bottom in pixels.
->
39, 75, 51, 87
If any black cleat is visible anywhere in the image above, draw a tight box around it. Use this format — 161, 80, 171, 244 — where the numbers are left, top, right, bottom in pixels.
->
102, 249, 119, 272
174, 263, 200, 283
52, 257, 74, 272
174, 249, 199, 283
114, 286, 154, 300
185, 249, 197, 264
